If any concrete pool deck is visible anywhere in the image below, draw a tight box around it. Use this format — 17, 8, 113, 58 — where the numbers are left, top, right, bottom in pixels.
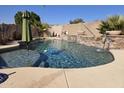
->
0, 49, 124, 88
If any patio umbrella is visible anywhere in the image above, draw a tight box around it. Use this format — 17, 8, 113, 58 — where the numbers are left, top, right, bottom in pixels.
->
22, 11, 32, 44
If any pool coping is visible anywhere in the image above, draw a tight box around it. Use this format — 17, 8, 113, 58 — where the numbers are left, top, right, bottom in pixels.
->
0, 44, 19, 53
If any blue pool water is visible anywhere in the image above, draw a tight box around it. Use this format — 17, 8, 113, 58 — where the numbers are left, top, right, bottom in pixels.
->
0, 39, 114, 68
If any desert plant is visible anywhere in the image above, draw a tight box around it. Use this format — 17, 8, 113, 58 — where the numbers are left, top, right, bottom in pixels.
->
119, 20, 124, 34
98, 21, 110, 34
107, 15, 120, 30
98, 15, 124, 34
70, 18, 85, 24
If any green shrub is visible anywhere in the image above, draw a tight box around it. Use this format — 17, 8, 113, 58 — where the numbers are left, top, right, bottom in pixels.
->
98, 15, 124, 34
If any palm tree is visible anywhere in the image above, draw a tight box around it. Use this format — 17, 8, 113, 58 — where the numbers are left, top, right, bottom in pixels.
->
14, 11, 23, 39
98, 15, 124, 34
14, 11, 23, 25
14, 11, 42, 39
0, 23, 6, 44
30, 12, 41, 26
36, 22, 50, 37
98, 21, 110, 34
14, 11, 41, 28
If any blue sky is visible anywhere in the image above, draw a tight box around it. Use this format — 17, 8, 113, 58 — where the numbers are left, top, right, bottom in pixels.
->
0, 5, 124, 24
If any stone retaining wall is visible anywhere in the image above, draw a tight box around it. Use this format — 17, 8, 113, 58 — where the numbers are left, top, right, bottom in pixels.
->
79, 35, 124, 49
108, 35, 124, 49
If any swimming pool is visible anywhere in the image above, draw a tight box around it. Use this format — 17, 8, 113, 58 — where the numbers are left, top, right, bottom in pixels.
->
0, 39, 114, 68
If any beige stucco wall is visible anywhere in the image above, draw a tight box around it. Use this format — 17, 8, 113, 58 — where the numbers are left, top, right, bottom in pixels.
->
48, 25, 63, 37
48, 21, 101, 39
84, 21, 102, 37
62, 21, 101, 38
